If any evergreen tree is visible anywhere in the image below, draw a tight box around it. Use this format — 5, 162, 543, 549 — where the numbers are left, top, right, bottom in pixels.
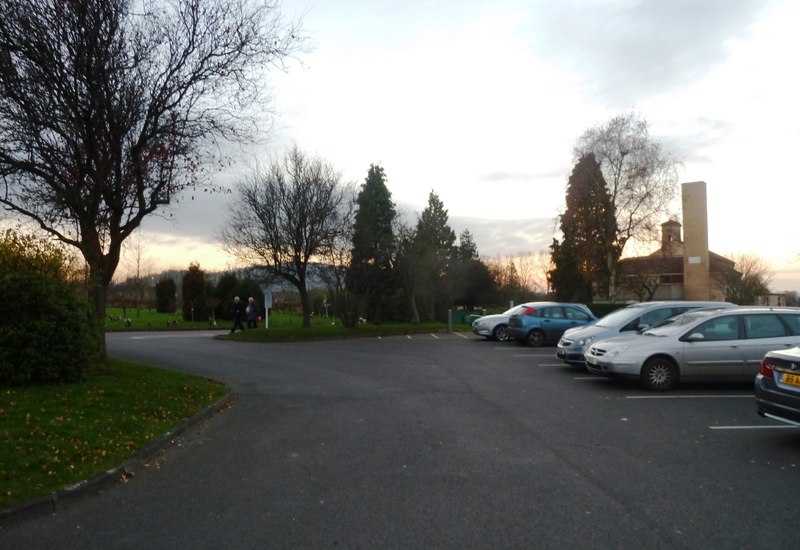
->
455, 229, 479, 261
448, 229, 495, 310
348, 164, 397, 323
549, 154, 618, 302
548, 238, 591, 302
181, 263, 208, 322
213, 272, 239, 320
155, 277, 177, 313
574, 111, 679, 301
412, 191, 456, 320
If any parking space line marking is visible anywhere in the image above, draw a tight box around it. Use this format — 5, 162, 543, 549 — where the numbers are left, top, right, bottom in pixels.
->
430, 333, 439, 339
626, 395, 752, 399
574, 376, 604, 380
454, 332, 470, 339
709, 425, 797, 430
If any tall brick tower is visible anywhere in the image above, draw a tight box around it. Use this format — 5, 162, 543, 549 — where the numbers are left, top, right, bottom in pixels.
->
681, 181, 711, 300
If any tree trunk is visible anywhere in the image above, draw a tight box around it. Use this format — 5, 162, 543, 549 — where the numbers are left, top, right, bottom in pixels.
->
408, 291, 420, 324
85, 239, 121, 359
607, 250, 617, 303
299, 285, 311, 328
87, 260, 108, 358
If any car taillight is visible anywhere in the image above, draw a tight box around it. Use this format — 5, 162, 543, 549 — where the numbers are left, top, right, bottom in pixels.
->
759, 359, 775, 377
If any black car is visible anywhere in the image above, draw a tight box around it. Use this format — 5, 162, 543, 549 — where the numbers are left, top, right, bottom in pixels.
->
755, 346, 800, 427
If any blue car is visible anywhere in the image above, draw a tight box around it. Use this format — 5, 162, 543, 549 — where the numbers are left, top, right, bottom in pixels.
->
507, 302, 597, 347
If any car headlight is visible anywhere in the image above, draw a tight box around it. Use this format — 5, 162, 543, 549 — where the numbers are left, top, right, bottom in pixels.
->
576, 336, 595, 347
606, 346, 629, 359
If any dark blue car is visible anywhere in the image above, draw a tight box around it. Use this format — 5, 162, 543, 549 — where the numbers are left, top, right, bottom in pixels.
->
507, 302, 597, 347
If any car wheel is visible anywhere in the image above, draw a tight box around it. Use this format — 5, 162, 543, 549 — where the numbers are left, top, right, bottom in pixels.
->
526, 330, 545, 347
641, 357, 678, 391
492, 325, 510, 342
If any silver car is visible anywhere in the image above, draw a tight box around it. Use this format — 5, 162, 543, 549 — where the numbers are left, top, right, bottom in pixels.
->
471, 305, 518, 342
585, 306, 800, 391
556, 301, 732, 365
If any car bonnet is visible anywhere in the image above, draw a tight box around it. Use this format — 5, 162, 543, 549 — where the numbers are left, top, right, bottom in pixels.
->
564, 323, 617, 340
590, 332, 649, 351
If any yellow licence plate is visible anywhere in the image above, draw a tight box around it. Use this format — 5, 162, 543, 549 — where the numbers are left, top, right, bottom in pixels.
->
783, 373, 800, 387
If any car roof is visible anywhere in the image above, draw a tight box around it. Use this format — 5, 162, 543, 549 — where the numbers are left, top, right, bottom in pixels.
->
517, 301, 589, 307
722, 306, 800, 313
653, 305, 800, 326
618, 300, 734, 310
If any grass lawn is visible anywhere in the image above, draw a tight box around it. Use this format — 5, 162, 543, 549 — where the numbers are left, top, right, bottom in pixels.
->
106, 306, 472, 339
0, 359, 227, 509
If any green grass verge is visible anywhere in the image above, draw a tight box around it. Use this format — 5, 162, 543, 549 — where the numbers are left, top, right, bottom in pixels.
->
105, 307, 472, 340
105, 307, 216, 331
0, 359, 228, 509
222, 318, 461, 342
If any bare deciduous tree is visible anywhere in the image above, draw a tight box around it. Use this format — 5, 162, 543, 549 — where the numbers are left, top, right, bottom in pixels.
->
574, 111, 680, 302
0, 0, 302, 354
512, 251, 552, 295
715, 253, 774, 304
220, 145, 353, 328
121, 228, 155, 316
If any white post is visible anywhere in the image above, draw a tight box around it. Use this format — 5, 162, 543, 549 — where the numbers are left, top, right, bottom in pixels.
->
264, 289, 273, 329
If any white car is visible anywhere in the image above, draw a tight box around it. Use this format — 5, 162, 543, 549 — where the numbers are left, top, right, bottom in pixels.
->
471, 306, 519, 342
584, 306, 800, 391
556, 301, 733, 365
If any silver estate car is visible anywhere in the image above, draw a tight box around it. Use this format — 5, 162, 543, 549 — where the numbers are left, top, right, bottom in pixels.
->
556, 301, 732, 365
585, 306, 800, 391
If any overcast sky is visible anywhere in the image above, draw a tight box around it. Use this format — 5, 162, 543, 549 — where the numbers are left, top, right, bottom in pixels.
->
140, 0, 800, 290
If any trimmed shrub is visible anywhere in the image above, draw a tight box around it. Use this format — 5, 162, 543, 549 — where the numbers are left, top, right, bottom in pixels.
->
0, 266, 99, 385
0, 229, 99, 384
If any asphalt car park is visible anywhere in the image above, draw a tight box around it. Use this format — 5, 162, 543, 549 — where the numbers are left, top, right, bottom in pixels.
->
3, 331, 800, 549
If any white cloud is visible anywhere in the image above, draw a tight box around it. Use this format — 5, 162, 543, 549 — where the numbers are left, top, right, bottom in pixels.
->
132, 0, 800, 290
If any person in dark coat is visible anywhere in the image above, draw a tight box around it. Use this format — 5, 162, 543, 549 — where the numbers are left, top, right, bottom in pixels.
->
231, 296, 246, 333
246, 297, 259, 328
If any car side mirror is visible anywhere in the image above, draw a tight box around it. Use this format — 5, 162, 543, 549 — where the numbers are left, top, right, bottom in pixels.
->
685, 333, 705, 342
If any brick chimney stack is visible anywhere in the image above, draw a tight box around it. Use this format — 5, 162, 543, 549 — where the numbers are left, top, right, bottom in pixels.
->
681, 181, 711, 300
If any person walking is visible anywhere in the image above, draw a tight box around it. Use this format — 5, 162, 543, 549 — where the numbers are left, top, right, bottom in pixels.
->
231, 296, 246, 333
246, 297, 259, 329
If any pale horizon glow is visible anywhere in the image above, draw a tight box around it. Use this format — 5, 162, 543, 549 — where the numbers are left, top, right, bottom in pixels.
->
66, 1, 800, 291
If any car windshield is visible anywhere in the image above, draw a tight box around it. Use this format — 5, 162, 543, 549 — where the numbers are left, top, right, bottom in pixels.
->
641, 309, 719, 336
594, 306, 647, 328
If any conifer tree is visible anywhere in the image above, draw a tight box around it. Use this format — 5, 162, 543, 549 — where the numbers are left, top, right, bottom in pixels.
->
412, 191, 457, 320
549, 154, 617, 302
181, 263, 208, 322
348, 165, 397, 323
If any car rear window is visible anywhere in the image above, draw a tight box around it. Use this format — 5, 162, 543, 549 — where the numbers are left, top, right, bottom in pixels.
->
564, 307, 592, 321
780, 313, 800, 335
743, 314, 789, 339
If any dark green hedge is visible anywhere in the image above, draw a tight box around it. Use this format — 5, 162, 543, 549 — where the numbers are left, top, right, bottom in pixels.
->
0, 270, 100, 385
